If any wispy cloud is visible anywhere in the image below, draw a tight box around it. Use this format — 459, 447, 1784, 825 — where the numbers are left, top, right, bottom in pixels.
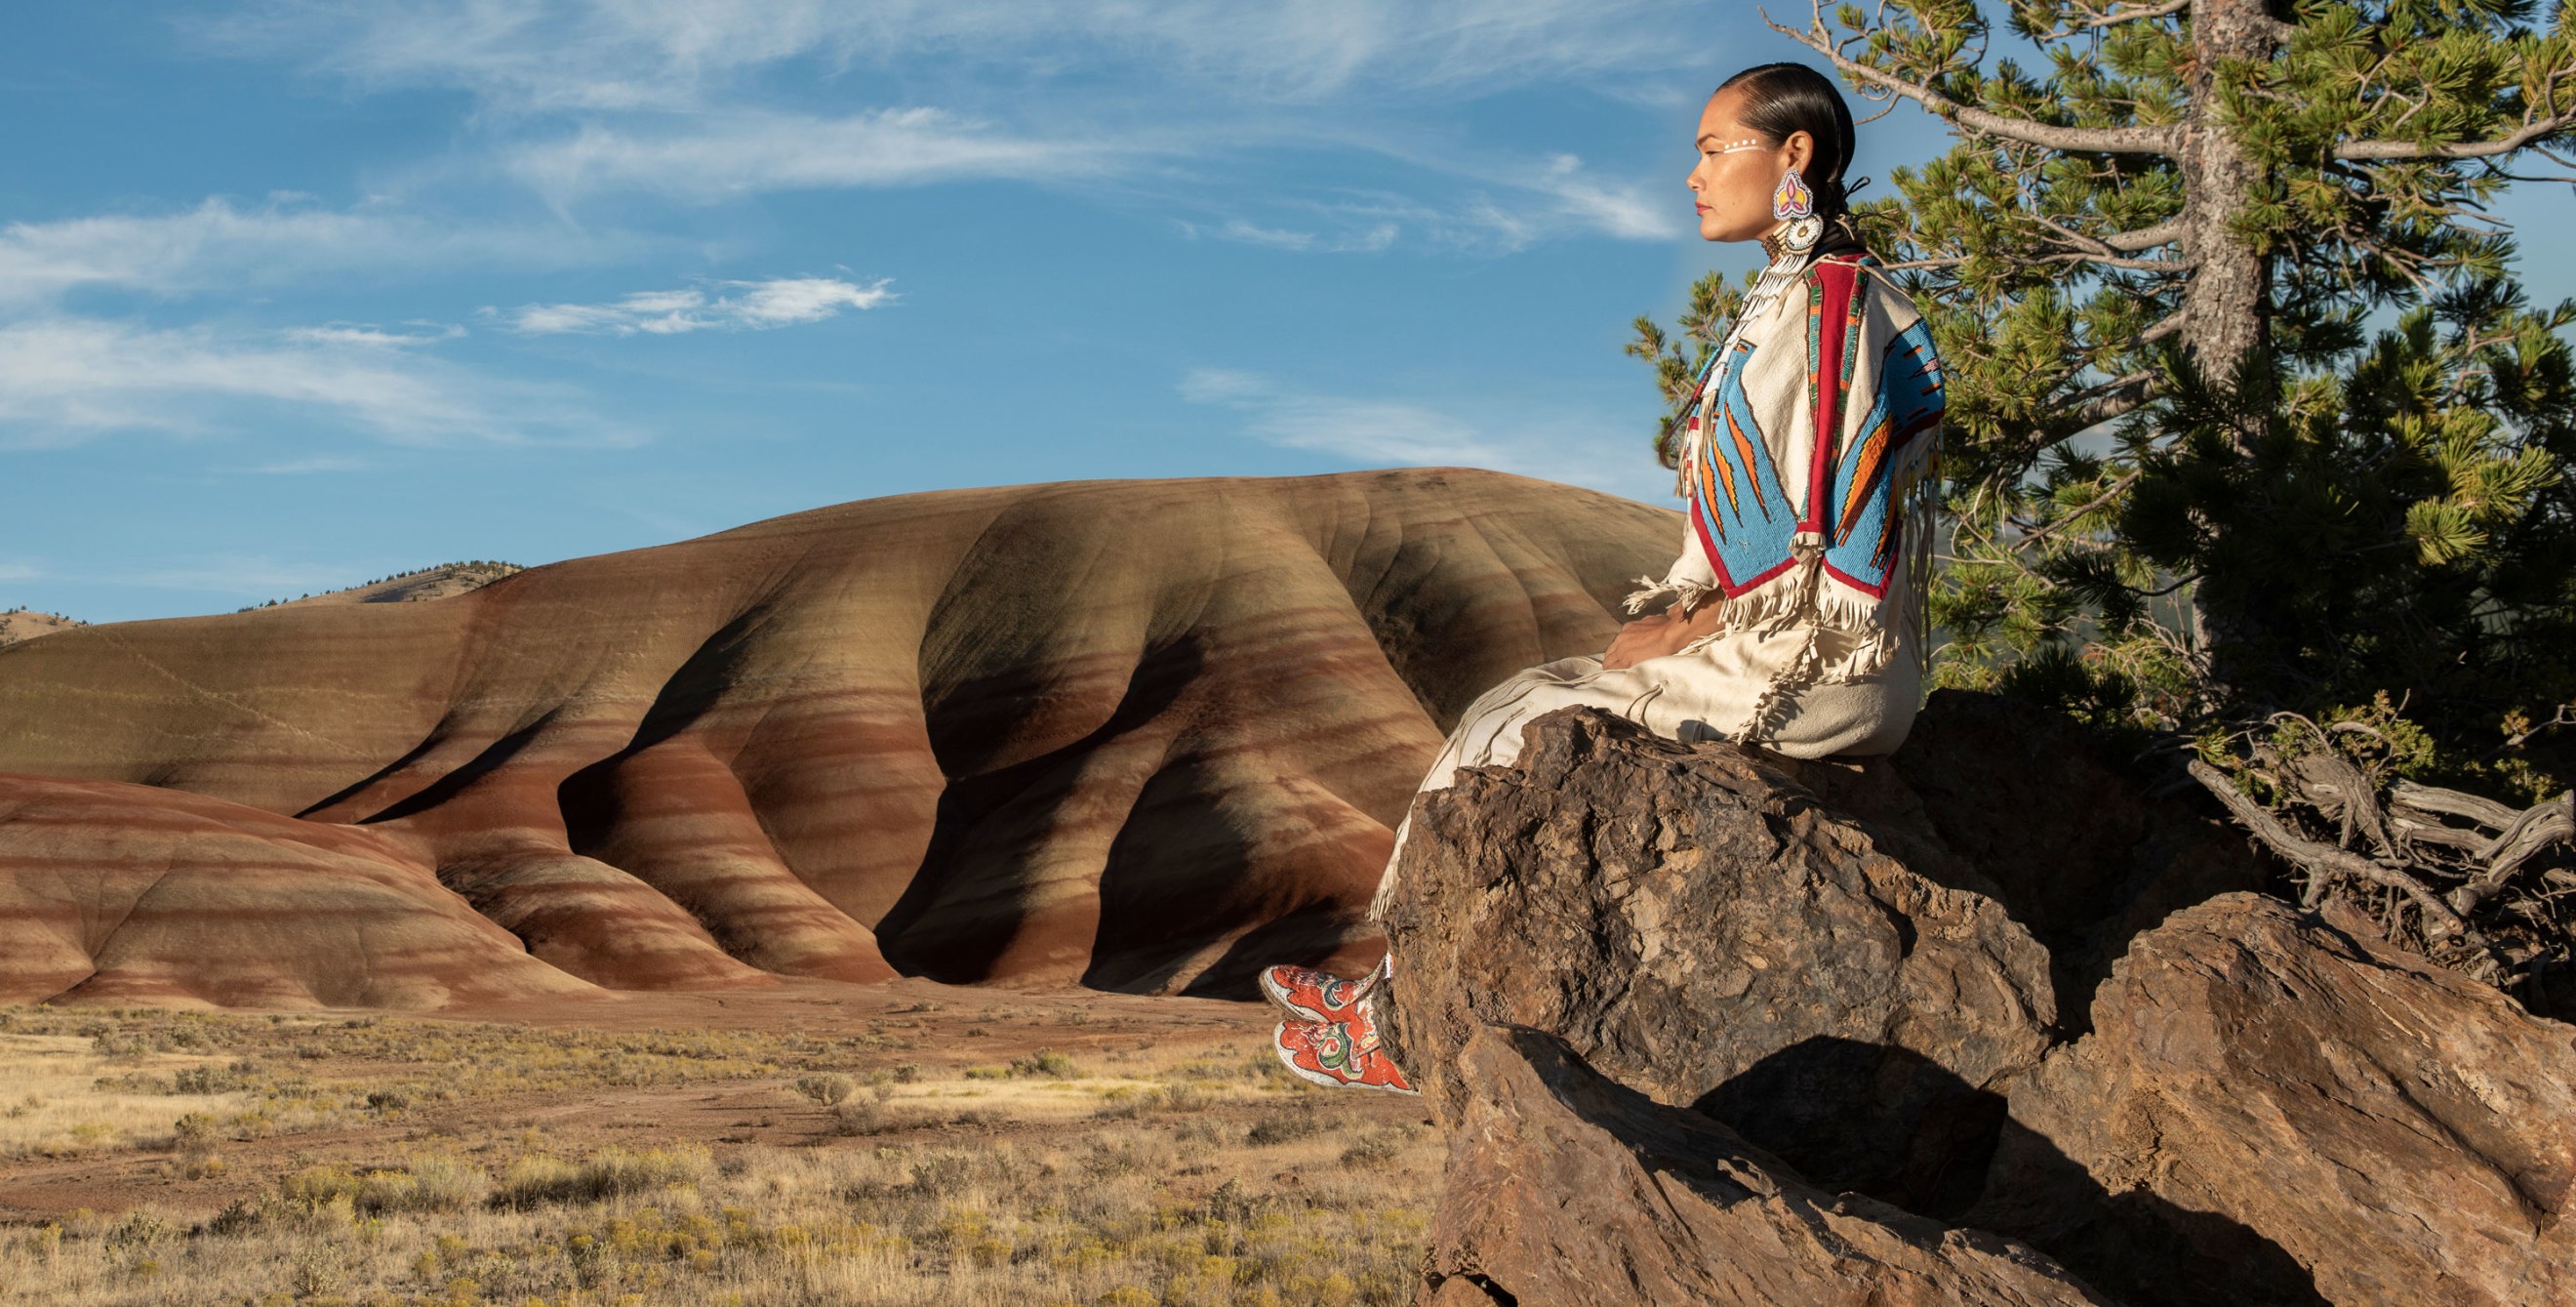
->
1178, 218, 1400, 254
492, 275, 894, 336
211, 1, 1702, 112
1519, 153, 1679, 240
504, 109, 1117, 204
1172, 145, 1681, 256
1180, 367, 1670, 501
1181, 368, 1506, 465
0, 317, 629, 449
0, 197, 643, 306
226, 454, 373, 474
207, 2, 1702, 251
279, 323, 468, 348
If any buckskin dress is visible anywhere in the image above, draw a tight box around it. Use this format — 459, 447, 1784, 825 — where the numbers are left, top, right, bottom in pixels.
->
1369, 240, 1946, 917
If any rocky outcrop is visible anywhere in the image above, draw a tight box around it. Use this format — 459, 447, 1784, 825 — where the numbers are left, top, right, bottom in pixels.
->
0, 470, 1671, 1005
1388, 704, 2576, 1307
1966, 893, 2576, 1307
1421, 1025, 2111, 1307
1776, 691, 2275, 1036
1380, 706, 2058, 1214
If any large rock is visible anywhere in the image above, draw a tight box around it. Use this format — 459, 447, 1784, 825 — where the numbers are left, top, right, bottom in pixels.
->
1777, 691, 2276, 1036
1966, 893, 2576, 1306
0, 470, 1672, 1005
1422, 1025, 2112, 1307
1379, 707, 2058, 1213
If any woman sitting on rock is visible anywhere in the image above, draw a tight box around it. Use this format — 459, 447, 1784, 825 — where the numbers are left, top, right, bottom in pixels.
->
1264, 61, 1948, 1094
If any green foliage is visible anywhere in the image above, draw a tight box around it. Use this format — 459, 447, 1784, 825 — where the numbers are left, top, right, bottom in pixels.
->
2118, 289, 2576, 797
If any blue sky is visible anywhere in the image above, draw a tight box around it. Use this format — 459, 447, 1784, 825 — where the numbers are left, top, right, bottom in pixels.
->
4, 3, 2569, 625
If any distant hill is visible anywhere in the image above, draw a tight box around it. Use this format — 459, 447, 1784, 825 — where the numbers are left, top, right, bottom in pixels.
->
1, 562, 524, 648
241, 560, 525, 611
0, 470, 1678, 1010
0, 609, 85, 648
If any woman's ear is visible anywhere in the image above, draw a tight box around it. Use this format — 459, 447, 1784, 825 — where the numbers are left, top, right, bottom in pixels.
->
1782, 129, 1816, 175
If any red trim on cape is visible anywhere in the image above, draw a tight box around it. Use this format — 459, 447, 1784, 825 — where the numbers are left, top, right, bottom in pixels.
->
1802, 257, 1863, 533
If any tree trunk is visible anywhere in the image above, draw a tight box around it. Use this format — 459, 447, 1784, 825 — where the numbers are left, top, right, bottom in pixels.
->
2180, 0, 2285, 696
2178, 0, 2280, 383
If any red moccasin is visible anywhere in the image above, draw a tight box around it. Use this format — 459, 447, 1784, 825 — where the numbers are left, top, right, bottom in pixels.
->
1271, 1002, 1416, 1095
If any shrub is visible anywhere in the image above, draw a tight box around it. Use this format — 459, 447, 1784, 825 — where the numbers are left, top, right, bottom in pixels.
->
358, 1156, 489, 1213
906, 1150, 977, 1198
1339, 1132, 1401, 1166
830, 1098, 892, 1137
794, 1073, 856, 1106
1246, 1110, 1330, 1147
172, 1061, 260, 1094
493, 1145, 709, 1208
102, 1210, 171, 1250
281, 1164, 361, 1209
1010, 1048, 1078, 1079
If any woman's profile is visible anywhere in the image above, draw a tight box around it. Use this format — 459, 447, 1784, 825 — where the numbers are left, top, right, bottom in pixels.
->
1262, 62, 1948, 1094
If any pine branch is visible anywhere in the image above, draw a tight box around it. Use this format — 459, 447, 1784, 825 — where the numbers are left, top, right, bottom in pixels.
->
2025, 0, 2190, 40
2038, 251, 2194, 272
2102, 218, 2186, 252
1765, 5, 2180, 156
2010, 469, 2143, 550
2069, 0, 2188, 29
2337, 109, 2576, 162
2064, 385, 2155, 432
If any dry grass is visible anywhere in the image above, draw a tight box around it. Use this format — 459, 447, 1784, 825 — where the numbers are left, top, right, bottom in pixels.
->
0, 1005, 1441, 1306
0, 1036, 250, 1162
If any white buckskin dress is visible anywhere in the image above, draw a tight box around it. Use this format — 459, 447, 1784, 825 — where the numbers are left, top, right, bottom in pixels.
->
1369, 236, 1946, 918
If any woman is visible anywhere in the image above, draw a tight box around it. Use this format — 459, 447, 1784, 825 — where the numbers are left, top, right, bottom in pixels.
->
1266, 62, 1946, 1093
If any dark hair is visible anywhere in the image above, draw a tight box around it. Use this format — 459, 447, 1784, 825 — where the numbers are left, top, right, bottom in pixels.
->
1712, 62, 1859, 224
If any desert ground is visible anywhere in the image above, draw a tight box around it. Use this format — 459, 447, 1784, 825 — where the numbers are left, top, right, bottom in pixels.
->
0, 981, 1437, 1306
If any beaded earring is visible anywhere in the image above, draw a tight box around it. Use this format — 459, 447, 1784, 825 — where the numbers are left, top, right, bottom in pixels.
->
1773, 166, 1824, 253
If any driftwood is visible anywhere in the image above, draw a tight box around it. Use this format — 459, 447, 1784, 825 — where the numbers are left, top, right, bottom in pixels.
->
2190, 714, 2575, 1004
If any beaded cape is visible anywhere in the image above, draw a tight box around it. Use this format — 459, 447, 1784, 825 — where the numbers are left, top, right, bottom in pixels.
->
1628, 245, 1946, 687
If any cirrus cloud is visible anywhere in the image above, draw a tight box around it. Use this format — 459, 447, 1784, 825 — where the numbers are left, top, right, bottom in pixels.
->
0, 316, 627, 450
492, 275, 895, 336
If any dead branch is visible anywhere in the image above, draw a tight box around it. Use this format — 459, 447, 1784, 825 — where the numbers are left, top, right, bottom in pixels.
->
2453, 794, 2576, 916
2391, 779, 2519, 831
2188, 758, 2481, 941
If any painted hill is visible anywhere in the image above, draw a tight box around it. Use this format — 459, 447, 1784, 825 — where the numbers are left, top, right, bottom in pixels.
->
0, 470, 1674, 1008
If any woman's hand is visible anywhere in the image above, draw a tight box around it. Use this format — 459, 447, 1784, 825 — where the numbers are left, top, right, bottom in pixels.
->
1602, 613, 1674, 670
1602, 603, 1727, 670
